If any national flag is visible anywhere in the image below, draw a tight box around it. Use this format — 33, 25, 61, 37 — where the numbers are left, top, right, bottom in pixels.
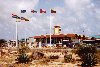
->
16, 16, 20, 19
51, 9, 56, 13
21, 17, 29, 21
21, 17, 25, 20
31, 10, 37, 13
21, 10, 26, 13
12, 14, 20, 19
24, 18, 29, 21
12, 14, 18, 18
40, 9, 46, 13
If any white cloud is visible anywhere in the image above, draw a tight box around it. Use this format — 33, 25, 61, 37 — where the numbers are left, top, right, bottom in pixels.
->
54, 7, 65, 14
0, 0, 39, 39
61, 0, 100, 35
0, 0, 100, 39
65, 0, 91, 10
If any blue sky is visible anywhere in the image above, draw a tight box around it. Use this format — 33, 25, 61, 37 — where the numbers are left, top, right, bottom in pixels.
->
0, 0, 100, 40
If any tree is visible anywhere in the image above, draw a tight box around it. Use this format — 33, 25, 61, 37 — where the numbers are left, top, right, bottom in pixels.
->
0, 39, 7, 47
91, 37, 95, 40
82, 35, 85, 40
78, 35, 81, 39
19, 38, 25, 43
75, 34, 78, 39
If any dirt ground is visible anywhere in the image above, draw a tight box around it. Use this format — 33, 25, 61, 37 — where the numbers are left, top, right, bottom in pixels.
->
0, 47, 100, 67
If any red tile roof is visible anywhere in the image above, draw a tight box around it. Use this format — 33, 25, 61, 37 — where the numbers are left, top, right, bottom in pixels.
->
41, 35, 46, 38
66, 34, 76, 37
34, 34, 76, 39
34, 36, 41, 39
54, 26, 61, 28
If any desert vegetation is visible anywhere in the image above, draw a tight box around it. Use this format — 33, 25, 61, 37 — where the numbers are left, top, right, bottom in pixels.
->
76, 44, 98, 67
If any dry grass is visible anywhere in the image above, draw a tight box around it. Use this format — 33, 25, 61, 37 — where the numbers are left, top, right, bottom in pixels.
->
0, 47, 100, 67
96, 50, 100, 64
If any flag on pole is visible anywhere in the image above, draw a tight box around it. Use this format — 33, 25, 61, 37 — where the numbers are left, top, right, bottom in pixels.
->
21, 10, 26, 13
12, 14, 18, 18
21, 17, 25, 20
21, 17, 29, 21
40, 9, 46, 13
31, 10, 37, 13
51, 9, 56, 13
16, 16, 20, 19
12, 14, 20, 19
24, 18, 29, 21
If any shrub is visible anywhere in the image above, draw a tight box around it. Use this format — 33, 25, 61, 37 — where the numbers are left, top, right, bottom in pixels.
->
49, 55, 59, 59
18, 46, 30, 54
77, 45, 98, 67
30, 52, 44, 60
16, 53, 30, 63
64, 54, 72, 63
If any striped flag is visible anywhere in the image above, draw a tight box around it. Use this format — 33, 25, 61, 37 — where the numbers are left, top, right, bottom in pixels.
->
31, 10, 37, 13
24, 18, 29, 21
40, 9, 46, 13
21, 10, 26, 13
12, 14, 29, 22
12, 14, 20, 19
21, 17, 25, 20
21, 17, 29, 21
51, 9, 56, 13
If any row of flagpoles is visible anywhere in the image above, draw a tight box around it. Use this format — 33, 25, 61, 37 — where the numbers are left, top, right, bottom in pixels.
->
12, 9, 56, 48
21, 9, 56, 13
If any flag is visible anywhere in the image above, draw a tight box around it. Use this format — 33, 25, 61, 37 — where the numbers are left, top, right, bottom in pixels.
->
31, 10, 37, 13
12, 14, 18, 18
21, 17, 29, 21
40, 9, 46, 13
21, 10, 26, 13
12, 14, 20, 19
16, 16, 20, 19
21, 17, 25, 20
24, 18, 29, 21
51, 9, 56, 13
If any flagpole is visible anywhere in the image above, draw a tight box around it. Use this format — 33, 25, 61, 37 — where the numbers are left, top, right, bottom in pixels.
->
25, 31, 27, 46
50, 15, 52, 46
16, 21, 18, 48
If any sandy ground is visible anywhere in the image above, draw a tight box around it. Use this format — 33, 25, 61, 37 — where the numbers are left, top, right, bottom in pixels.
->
0, 47, 100, 67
